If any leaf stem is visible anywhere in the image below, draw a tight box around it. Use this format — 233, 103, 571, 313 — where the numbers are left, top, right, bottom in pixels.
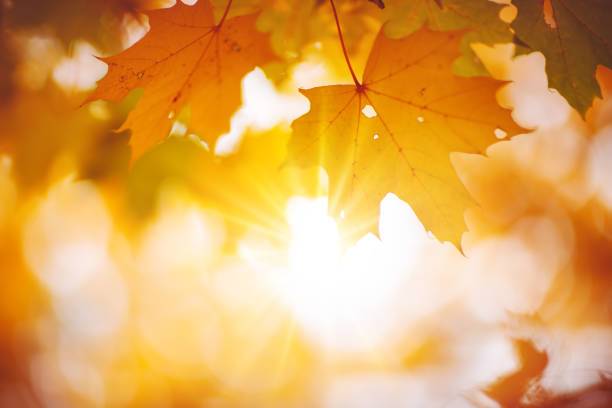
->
329, 0, 361, 88
218, 0, 234, 28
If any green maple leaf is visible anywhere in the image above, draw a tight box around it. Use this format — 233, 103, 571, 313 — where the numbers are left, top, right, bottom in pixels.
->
512, 0, 612, 117
383, 0, 513, 76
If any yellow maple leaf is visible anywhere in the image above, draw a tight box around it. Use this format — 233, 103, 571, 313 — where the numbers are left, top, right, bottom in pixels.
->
289, 26, 525, 249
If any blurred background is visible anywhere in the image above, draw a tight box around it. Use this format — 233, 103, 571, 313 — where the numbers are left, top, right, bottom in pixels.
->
0, 0, 611, 407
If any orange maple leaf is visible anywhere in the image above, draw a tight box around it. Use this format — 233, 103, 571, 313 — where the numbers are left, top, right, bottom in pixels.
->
85, 0, 276, 161
289, 26, 526, 249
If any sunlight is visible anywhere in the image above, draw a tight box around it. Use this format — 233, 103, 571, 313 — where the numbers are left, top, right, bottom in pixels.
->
275, 197, 409, 359
287, 196, 340, 275
280, 196, 357, 355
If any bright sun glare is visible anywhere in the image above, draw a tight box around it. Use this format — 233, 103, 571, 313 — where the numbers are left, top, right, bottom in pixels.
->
278, 196, 410, 357
287, 196, 340, 275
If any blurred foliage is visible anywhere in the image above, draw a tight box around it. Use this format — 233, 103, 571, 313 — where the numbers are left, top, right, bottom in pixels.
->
128, 128, 321, 243
5, 0, 138, 51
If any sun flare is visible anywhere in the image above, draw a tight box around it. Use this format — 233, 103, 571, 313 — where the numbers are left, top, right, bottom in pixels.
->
287, 196, 340, 275
275, 196, 413, 358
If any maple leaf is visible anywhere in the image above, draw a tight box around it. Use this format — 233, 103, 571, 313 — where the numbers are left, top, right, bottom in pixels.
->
382, 0, 513, 76
85, 0, 276, 161
512, 0, 612, 117
289, 26, 525, 249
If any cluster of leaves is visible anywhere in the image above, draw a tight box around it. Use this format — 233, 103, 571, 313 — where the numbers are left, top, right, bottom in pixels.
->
87, 0, 612, 250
